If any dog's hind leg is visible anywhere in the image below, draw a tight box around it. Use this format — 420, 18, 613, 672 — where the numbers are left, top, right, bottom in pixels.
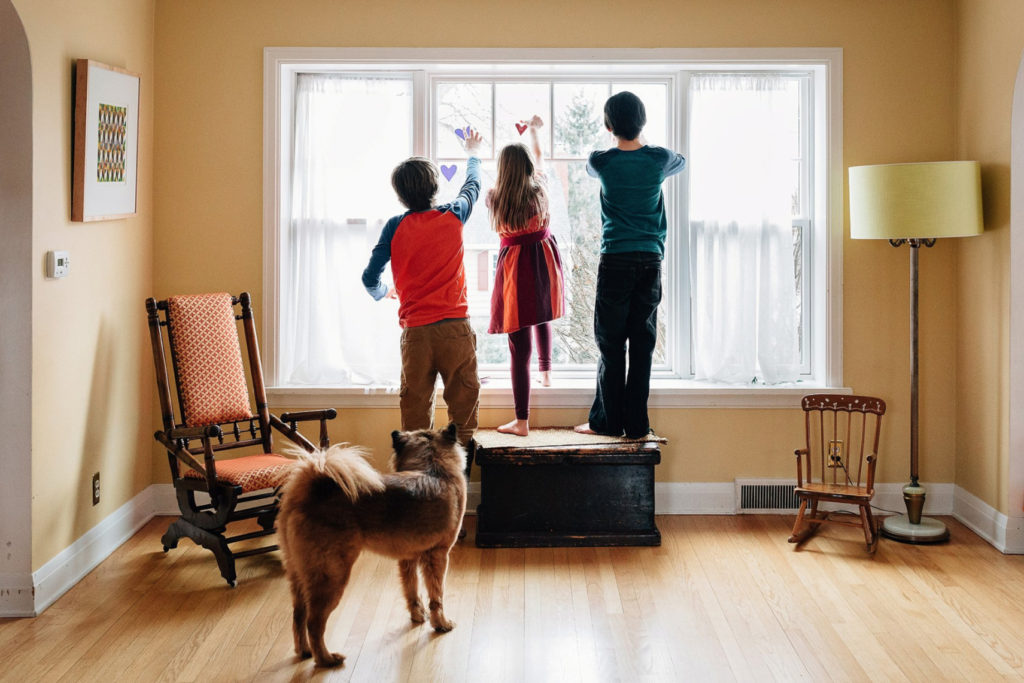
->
420, 548, 455, 633
399, 559, 426, 624
289, 579, 311, 659
305, 557, 356, 668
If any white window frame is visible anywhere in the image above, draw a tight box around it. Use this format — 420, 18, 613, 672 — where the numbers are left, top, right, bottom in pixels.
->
263, 48, 844, 408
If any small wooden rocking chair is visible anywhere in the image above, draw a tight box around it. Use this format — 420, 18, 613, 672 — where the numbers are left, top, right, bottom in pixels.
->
146, 292, 336, 586
789, 394, 886, 552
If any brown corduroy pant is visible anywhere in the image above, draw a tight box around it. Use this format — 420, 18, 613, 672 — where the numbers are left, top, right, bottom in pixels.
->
399, 318, 480, 447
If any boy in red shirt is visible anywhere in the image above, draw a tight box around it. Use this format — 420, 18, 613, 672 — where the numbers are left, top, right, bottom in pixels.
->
362, 131, 483, 447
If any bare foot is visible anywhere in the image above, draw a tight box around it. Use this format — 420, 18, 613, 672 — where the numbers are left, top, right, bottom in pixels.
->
496, 419, 529, 436
535, 370, 551, 387
574, 423, 597, 434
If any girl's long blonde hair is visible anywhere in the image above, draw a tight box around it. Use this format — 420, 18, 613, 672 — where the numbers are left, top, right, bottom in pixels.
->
490, 143, 548, 234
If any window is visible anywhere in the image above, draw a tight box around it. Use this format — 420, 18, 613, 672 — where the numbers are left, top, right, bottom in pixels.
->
264, 49, 842, 399
430, 79, 672, 374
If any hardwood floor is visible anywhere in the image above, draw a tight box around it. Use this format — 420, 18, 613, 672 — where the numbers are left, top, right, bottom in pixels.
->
2, 515, 1024, 682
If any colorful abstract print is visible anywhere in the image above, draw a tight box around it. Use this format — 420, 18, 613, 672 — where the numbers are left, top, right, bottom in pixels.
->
97, 102, 127, 183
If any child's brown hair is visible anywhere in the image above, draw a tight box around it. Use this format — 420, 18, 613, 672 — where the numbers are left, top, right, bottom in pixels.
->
490, 143, 547, 234
391, 157, 439, 211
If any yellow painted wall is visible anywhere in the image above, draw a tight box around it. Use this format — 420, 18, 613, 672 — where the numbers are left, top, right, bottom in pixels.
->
955, 0, 1024, 513
152, 0, 961, 485
14, 0, 156, 570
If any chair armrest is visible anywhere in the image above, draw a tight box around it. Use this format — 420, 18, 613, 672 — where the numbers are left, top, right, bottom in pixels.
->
167, 424, 222, 440
270, 413, 332, 452
865, 452, 878, 487
280, 409, 338, 423
793, 448, 808, 487
154, 431, 209, 476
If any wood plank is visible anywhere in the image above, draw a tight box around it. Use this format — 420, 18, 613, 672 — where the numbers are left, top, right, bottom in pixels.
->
2, 514, 1024, 682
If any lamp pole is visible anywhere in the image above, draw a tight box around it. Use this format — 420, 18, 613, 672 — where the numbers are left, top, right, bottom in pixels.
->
880, 238, 950, 543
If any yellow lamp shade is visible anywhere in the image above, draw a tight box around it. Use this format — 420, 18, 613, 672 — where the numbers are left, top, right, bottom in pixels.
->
849, 161, 983, 240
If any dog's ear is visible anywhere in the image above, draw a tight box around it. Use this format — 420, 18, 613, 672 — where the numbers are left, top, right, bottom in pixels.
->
391, 430, 403, 450
441, 422, 458, 443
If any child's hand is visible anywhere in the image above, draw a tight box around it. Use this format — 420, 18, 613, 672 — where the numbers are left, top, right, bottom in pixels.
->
526, 115, 543, 130
464, 128, 483, 156
385, 286, 398, 300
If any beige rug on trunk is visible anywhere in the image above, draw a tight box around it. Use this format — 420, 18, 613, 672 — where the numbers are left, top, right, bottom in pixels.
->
474, 427, 667, 450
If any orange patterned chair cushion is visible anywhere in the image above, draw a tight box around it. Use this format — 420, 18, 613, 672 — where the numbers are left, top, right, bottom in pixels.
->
166, 293, 253, 427
183, 454, 295, 492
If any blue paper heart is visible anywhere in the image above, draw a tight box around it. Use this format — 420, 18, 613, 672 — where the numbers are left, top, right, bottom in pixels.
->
441, 164, 457, 181
454, 128, 466, 140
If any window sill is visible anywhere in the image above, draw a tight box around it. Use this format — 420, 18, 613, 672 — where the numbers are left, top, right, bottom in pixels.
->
267, 379, 849, 410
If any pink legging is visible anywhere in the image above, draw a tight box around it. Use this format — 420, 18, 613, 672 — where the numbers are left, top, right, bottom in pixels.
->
508, 322, 552, 420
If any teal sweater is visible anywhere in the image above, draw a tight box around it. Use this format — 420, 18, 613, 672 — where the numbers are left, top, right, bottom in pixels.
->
586, 145, 686, 257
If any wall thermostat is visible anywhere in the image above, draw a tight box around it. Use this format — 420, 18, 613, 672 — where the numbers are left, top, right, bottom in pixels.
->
46, 250, 70, 279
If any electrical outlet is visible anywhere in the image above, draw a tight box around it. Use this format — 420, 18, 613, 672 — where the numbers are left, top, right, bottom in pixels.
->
92, 472, 100, 506
827, 440, 844, 467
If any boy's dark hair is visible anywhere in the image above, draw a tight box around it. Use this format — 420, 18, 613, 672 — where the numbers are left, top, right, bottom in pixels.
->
604, 91, 647, 141
391, 157, 439, 211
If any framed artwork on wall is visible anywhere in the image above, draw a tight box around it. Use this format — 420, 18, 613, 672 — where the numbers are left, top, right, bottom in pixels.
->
72, 59, 140, 222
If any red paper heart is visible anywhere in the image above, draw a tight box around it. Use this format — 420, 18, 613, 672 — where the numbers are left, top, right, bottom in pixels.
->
515, 123, 528, 135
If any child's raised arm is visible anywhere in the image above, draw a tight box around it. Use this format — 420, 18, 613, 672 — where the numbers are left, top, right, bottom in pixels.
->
524, 115, 544, 170
451, 128, 483, 224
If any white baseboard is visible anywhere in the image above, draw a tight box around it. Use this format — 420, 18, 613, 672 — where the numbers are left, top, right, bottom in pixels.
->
5, 479, 1020, 617
651, 481, 957, 516
27, 485, 160, 616
953, 485, 1024, 553
656, 482, 737, 514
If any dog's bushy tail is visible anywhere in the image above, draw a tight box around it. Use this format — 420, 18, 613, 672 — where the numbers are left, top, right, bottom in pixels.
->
285, 444, 385, 503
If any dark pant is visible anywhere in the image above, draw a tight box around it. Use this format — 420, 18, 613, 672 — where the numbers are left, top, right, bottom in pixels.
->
508, 322, 552, 420
588, 252, 662, 438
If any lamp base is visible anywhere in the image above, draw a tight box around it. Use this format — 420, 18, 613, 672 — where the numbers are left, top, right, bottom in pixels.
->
880, 514, 950, 544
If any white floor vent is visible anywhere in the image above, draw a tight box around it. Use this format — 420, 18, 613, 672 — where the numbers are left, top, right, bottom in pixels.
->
735, 479, 799, 513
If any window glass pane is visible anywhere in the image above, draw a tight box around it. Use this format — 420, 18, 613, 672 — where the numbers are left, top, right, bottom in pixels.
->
612, 82, 668, 147
282, 74, 413, 386
687, 73, 802, 383
293, 75, 412, 220
780, 78, 803, 217
436, 82, 493, 158
547, 160, 601, 365
553, 83, 610, 158
494, 83, 550, 156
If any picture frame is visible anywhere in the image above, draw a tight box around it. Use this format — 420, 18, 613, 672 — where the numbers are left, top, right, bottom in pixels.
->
72, 59, 140, 222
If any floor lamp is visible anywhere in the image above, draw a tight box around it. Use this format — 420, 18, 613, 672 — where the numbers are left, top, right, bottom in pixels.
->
849, 161, 983, 544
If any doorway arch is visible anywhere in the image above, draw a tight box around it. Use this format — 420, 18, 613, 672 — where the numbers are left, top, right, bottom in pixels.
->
0, 0, 34, 615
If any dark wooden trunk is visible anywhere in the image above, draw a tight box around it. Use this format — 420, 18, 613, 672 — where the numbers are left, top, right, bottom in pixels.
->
474, 441, 661, 548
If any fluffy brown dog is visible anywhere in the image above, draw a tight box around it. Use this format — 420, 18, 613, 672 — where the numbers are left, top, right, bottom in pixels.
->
277, 423, 467, 668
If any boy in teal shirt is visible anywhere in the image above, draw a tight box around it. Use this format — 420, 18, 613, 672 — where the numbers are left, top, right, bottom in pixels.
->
576, 91, 685, 438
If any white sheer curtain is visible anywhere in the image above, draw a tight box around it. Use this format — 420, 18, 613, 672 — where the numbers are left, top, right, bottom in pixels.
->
280, 74, 412, 386
688, 74, 801, 384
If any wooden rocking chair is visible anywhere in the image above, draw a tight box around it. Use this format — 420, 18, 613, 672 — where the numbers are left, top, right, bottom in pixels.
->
146, 292, 336, 586
789, 394, 886, 552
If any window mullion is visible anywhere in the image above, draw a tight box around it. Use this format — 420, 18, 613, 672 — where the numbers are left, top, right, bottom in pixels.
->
414, 70, 428, 157
675, 70, 693, 378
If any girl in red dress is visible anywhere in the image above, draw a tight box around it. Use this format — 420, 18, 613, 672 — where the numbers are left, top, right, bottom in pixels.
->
488, 116, 565, 436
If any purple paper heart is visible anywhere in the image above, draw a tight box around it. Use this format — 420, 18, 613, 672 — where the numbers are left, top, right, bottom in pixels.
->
440, 164, 457, 181
454, 128, 466, 140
